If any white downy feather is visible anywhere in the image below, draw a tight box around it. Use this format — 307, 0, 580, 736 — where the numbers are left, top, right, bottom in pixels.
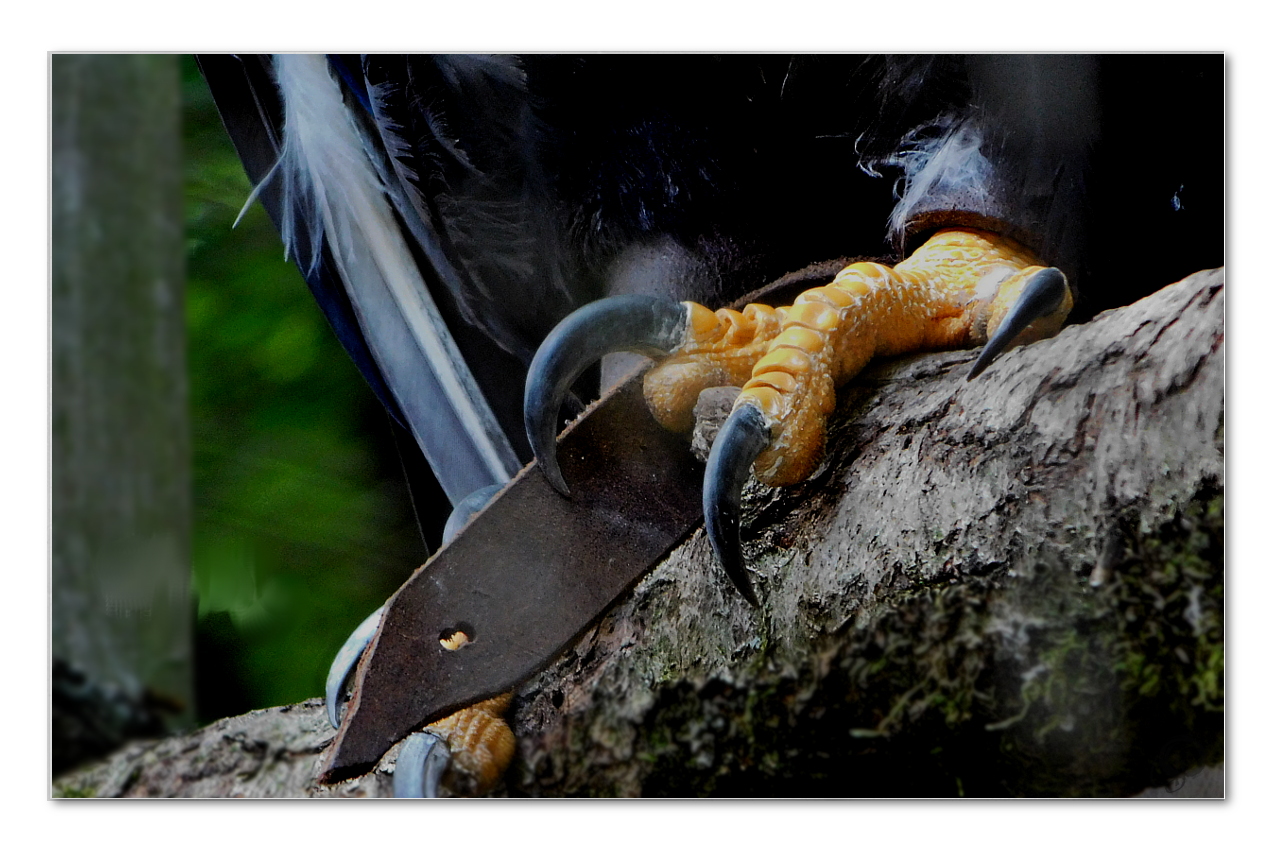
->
268, 54, 519, 504
885, 117, 994, 240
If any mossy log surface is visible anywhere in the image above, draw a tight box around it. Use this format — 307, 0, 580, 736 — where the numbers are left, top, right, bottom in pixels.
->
55, 269, 1224, 798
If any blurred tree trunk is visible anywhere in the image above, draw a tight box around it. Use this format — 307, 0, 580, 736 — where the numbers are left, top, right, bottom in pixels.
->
52, 54, 193, 774
54, 269, 1223, 798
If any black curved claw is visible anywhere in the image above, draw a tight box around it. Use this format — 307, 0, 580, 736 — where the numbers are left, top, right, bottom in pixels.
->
968, 267, 1070, 380
525, 295, 688, 495
393, 731, 451, 798
703, 403, 771, 607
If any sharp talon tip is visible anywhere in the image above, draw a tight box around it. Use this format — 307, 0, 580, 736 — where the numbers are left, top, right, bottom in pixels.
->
735, 572, 761, 608
323, 605, 386, 729
703, 404, 771, 607
966, 355, 992, 382
971, 267, 1069, 380
541, 459, 571, 497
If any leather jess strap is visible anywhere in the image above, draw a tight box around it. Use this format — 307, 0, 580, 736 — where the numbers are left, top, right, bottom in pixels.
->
323, 375, 704, 780
322, 259, 861, 781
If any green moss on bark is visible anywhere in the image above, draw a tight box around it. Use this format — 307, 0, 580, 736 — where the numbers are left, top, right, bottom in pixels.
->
631, 486, 1223, 797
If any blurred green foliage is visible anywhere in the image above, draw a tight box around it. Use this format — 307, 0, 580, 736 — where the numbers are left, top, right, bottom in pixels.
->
182, 56, 424, 721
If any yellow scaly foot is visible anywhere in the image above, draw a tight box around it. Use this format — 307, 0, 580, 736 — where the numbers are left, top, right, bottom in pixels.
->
525, 227, 1073, 603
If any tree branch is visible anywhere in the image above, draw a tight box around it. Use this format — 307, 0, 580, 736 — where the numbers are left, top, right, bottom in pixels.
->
55, 269, 1224, 797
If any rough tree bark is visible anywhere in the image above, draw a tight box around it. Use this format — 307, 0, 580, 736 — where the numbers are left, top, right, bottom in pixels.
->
54, 268, 1224, 798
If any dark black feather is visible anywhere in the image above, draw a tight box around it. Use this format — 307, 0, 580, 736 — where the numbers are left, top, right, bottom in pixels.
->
201, 53, 1224, 539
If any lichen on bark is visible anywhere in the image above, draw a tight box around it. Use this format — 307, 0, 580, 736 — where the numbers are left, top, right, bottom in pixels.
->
55, 269, 1223, 798
509, 268, 1224, 797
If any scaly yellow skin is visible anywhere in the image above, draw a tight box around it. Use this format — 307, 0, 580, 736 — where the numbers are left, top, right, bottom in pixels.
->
643, 301, 791, 433
415, 229, 1072, 796
644, 228, 1073, 486
421, 692, 516, 795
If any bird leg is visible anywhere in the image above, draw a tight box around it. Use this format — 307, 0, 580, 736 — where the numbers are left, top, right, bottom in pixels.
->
413, 693, 516, 796
527, 227, 1073, 603
390, 694, 516, 797
326, 489, 517, 798
691, 228, 1070, 487
327, 626, 516, 797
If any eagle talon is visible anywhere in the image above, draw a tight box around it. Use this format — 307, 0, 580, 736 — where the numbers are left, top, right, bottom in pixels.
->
324, 605, 386, 729
524, 232, 1074, 604
641, 231, 1073, 596
967, 267, 1071, 380
393, 731, 451, 798
525, 295, 689, 495
704, 403, 771, 607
